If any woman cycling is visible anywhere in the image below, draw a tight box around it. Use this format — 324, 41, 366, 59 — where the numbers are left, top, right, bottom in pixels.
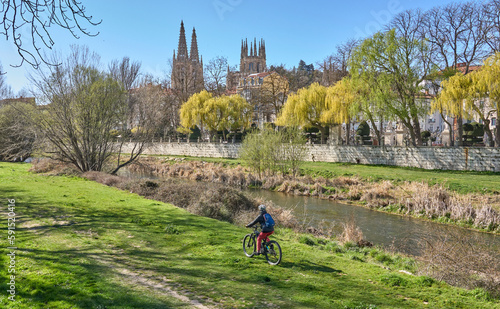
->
245, 204, 274, 255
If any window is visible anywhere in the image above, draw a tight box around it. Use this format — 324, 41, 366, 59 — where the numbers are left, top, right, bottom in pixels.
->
492, 118, 497, 127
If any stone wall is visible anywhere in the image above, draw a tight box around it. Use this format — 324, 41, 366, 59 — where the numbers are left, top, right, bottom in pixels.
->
121, 142, 500, 172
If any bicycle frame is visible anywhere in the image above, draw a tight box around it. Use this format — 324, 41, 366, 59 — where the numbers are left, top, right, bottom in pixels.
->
243, 226, 282, 265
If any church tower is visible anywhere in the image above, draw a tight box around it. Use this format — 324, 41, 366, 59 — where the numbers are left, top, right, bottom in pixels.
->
172, 21, 204, 100
227, 38, 267, 90
240, 38, 266, 74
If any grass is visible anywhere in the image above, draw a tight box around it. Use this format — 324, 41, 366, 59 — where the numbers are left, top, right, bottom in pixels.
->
300, 162, 500, 195
159, 155, 500, 195
0, 162, 498, 308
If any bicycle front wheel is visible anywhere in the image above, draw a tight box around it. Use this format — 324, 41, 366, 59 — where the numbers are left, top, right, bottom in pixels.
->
264, 240, 282, 265
243, 234, 256, 257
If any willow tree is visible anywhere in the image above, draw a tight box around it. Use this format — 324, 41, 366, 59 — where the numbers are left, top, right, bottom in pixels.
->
179, 91, 251, 141
276, 83, 331, 143
349, 29, 433, 146
323, 78, 357, 144
203, 94, 252, 140
469, 53, 500, 147
178, 90, 213, 139
479, 52, 500, 147
432, 56, 500, 147
431, 73, 469, 144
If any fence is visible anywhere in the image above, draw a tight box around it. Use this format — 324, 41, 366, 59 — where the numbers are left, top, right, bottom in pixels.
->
118, 141, 500, 172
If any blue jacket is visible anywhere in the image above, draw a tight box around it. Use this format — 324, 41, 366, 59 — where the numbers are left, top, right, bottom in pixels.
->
246, 211, 274, 233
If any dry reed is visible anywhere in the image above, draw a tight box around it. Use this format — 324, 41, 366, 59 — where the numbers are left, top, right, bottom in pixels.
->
417, 232, 500, 297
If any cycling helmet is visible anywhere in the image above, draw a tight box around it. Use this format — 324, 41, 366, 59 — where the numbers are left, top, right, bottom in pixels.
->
258, 204, 266, 212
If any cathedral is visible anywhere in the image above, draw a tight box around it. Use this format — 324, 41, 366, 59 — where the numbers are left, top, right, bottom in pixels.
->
227, 38, 267, 90
171, 21, 204, 99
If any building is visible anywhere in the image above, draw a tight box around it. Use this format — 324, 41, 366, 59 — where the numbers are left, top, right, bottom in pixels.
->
171, 21, 204, 101
226, 38, 267, 90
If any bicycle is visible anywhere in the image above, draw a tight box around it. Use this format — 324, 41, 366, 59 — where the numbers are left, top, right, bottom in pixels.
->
243, 226, 282, 265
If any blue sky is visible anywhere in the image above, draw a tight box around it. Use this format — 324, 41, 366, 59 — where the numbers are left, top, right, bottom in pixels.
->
1, 0, 458, 93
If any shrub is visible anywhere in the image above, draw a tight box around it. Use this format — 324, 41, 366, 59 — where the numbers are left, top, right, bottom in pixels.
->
240, 127, 306, 177
417, 231, 500, 296
414, 276, 435, 287
338, 214, 365, 245
299, 236, 316, 246
380, 273, 408, 287
375, 253, 393, 264
164, 224, 181, 235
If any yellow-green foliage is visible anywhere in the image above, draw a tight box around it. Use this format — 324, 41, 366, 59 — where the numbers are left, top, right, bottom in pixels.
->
323, 78, 356, 124
433, 52, 500, 119
178, 91, 251, 135
178, 90, 213, 134
276, 83, 329, 128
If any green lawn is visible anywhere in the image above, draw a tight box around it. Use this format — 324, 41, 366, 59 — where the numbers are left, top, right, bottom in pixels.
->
164, 155, 500, 195
0, 162, 498, 308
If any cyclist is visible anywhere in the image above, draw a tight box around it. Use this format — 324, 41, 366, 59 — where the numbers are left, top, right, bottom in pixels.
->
246, 204, 274, 255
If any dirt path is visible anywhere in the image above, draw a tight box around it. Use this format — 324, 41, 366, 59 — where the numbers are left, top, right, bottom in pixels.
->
89, 251, 217, 309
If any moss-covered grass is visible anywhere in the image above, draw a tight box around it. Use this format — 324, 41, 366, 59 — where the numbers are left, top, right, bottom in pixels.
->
0, 162, 498, 308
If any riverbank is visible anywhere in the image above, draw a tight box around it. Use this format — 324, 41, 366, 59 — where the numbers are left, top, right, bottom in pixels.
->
1, 162, 499, 308
128, 156, 500, 234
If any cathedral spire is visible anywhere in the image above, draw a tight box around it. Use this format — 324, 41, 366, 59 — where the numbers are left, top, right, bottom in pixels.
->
190, 27, 199, 62
261, 39, 266, 58
254, 38, 257, 57
177, 20, 188, 60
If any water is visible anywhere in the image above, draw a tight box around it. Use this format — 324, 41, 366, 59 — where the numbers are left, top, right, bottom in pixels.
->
247, 189, 500, 257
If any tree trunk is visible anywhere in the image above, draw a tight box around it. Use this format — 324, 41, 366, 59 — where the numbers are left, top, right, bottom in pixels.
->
367, 117, 381, 146
345, 122, 351, 145
496, 110, 500, 147
412, 115, 423, 146
483, 119, 494, 147
320, 126, 326, 144
456, 116, 463, 146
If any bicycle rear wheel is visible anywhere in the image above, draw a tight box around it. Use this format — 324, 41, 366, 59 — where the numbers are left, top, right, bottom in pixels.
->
264, 240, 282, 265
243, 234, 256, 257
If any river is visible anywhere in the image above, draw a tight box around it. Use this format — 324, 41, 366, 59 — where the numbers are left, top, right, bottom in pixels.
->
247, 189, 500, 257
119, 169, 500, 257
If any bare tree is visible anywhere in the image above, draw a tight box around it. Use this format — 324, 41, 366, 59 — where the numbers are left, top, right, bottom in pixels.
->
109, 57, 141, 128
485, 0, 500, 53
114, 76, 168, 174
320, 39, 360, 87
0, 99, 36, 161
260, 72, 289, 121
424, 1, 491, 146
29, 46, 157, 174
109, 57, 141, 91
1, 0, 101, 68
0, 62, 13, 99
204, 56, 230, 96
